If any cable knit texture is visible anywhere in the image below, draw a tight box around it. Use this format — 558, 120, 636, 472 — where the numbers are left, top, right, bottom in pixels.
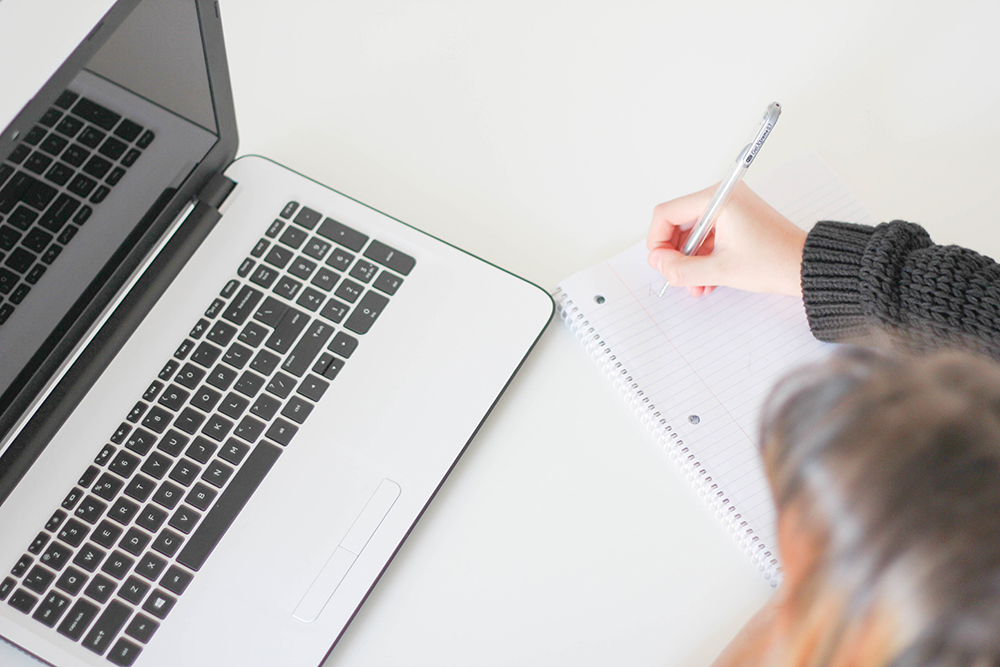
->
802, 221, 1000, 360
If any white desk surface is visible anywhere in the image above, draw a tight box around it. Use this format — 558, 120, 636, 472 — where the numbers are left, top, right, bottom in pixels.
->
6, 2, 1000, 666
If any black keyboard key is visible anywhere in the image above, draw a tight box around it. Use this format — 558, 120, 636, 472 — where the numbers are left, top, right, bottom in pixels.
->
281, 397, 313, 425
0, 268, 18, 294
75, 496, 109, 524
57, 598, 100, 641
273, 275, 301, 300
57, 223, 78, 245
125, 613, 159, 644
84, 573, 116, 602
206, 320, 237, 347
205, 297, 225, 318
317, 217, 368, 252
175, 363, 206, 389
157, 430, 189, 456
141, 380, 164, 403
233, 370, 265, 397
45, 510, 68, 532
201, 460, 234, 488
329, 331, 359, 358
174, 407, 206, 434
118, 575, 150, 603
161, 565, 193, 596
207, 364, 239, 391
61, 487, 84, 510
135, 551, 167, 581
349, 259, 378, 283
62, 143, 90, 167
249, 394, 280, 421
136, 505, 168, 534
101, 551, 135, 580
238, 321, 269, 348
32, 591, 70, 628
119, 529, 152, 557
40, 108, 63, 127
23, 127, 46, 146
136, 129, 155, 149
219, 438, 250, 466
190, 386, 222, 413
41, 243, 63, 265
282, 320, 334, 377
5, 247, 34, 273
251, 238, 270, 258
153, 482, 184, 510
297, 375, 330, 402
55, 91, 79, 109
77, 126, 105, 149
0, 303, 14, 323
264, 244, 293, 269
237, 258, 255, 278
325, 246, 354, 272
39, 542, 72, 571
142, 589, 176, 620
72, 98, 121, 131
82, 154, 112, 179
73, 544, 106, 573
333, 278, 363, 303
9, 283, 30, 304
186, 482, 218, 511
0, 577, 15, 600
106, 166, 126, 186
310, 266, 339, 292
108, 638, 143, 666
39, 133, 69, 156
108, 497, 140, 525
92, 473, 124, 501
8, 589, 37, 614
288, 256, 316, 280
150, 529, 184, 558
254, 295, 287, 327
344, 290, 390, 334
190, 341, 222, 368
185, 437, 217, 464
247, 349, 279, 376
233, 415, 265, 442
99, 136, 128, 161
44, 161, 73, 187
364, 239, 416, 275
279, 225, 307, 249
266, 219, 284, 238
140, 452, 171, 481
265, 418, 298, 446
108, 450, 141, 478
114, 119, 144, 142
292, 206, 321, 229
82, 599, 131, 655
158, 385, 188, 411
265, 307, 309, 354
222, 284, 264, 326
22, 177, 58, 210
302, 237, 331, 260
296, 286, 325, 312
8, 204, 38, 230
176, 441, 282, 571
316, 354, 345, 381
124, 474, 157, 503
7, 144, 30, 165
28, 531, 51, 555
90, 185, 111, 204
55, 567, 88, 596
91, 521, 124, 549
265, 371, 295, 399
168, 505, 201, 534
222, 342, 253, 369
11, 554, 33, 577
249, 264, 278, 289
68, 173, 97, 198
121, 148, 141, 168
23, 565, 55, 594
124, 428, 157, 455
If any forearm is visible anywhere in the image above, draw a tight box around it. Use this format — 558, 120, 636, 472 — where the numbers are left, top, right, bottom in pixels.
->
801, 221, 1000, 359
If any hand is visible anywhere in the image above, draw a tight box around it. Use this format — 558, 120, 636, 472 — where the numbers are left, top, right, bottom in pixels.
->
646, 183, 806, 298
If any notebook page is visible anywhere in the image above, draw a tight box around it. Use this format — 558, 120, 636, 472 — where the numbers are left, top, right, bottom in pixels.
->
557, 153, 874, 576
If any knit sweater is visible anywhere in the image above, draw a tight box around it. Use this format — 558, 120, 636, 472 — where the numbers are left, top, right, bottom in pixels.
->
801, 221, 1000, 360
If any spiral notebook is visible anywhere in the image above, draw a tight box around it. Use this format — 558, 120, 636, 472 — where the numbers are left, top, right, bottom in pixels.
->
554, 154, 875, 582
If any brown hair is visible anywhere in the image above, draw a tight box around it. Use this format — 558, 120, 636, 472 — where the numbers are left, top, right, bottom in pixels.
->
760, 347, 1000, 667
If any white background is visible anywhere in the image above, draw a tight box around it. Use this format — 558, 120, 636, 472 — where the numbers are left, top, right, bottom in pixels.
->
5, 1, 1000, 666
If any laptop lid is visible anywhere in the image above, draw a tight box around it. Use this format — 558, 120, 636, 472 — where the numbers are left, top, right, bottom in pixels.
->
0, 0, 239, 495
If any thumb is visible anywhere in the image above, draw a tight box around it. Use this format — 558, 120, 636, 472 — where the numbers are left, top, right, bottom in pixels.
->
649, 246, 722, 288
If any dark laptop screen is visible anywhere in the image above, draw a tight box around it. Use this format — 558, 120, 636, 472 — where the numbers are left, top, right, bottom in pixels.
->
0, 0, 235, 474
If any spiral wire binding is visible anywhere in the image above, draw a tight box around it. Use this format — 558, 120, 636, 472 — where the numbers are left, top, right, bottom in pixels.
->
553, 288, 782, 584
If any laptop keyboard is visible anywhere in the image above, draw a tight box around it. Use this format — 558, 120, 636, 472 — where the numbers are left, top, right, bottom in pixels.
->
1, 201, 414, 666
0, 90, 155, 325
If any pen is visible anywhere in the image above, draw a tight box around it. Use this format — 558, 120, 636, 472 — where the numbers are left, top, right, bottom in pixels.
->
657, 102, 781, 297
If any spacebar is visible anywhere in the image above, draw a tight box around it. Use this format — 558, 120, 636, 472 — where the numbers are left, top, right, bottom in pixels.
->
176, 441, 282, 571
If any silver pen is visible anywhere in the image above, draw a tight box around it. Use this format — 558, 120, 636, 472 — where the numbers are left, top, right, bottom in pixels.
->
658, 102, 781, 297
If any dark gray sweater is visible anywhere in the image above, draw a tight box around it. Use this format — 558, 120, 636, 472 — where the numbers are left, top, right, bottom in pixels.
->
801, 221, 1000, 359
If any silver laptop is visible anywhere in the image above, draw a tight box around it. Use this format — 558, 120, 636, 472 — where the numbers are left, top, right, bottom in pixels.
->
0, 1, 553, 665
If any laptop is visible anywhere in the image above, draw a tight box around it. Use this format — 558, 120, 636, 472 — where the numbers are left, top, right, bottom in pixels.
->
0, 1, 553, 665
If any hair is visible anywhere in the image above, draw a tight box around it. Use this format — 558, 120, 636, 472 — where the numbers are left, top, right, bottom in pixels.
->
760, 347, 1000, 667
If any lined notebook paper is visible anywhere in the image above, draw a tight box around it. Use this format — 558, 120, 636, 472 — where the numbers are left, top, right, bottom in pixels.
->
554, 154, 875, 582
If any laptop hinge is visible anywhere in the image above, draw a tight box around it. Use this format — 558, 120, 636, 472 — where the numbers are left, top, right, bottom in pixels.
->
197, 172, 238, 210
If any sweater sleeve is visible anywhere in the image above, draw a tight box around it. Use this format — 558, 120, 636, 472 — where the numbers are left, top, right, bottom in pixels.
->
801, 220, 1000, 359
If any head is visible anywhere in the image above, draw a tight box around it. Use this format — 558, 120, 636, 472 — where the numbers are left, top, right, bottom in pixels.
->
760, 348, 1000, 667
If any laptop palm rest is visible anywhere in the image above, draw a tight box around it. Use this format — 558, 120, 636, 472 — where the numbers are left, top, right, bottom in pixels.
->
293, 478, 401, 623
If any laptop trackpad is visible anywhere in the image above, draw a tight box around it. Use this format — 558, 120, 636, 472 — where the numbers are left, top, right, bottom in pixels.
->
293, 479, 401, 623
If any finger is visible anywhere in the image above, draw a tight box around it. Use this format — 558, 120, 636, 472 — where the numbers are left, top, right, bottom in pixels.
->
647, 185, 718, 251
653, 247, 725, 288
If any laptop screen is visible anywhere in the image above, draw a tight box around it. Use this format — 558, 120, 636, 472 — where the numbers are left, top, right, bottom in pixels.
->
0, 0, 235, 468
